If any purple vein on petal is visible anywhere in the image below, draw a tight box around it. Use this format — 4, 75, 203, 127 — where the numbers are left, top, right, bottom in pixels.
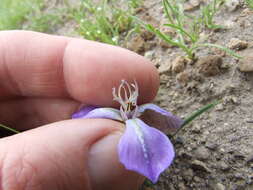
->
138, 104, 183, 135
118, 118, 175, 183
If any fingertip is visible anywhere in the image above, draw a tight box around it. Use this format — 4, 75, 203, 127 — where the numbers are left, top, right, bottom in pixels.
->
63, 39, 159, 106
88, 129, 144, 190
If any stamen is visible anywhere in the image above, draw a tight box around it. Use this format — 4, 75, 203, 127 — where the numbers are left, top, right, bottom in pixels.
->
112, 80, 139, 121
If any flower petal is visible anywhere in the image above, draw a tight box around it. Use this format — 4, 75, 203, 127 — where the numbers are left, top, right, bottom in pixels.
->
118, 118, 175, 183
72, 106, 123, 121
72, 106, 98, 119
138, 104, 183, 135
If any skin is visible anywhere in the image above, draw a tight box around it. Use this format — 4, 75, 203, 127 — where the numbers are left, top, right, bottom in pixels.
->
0, 31, 159, 190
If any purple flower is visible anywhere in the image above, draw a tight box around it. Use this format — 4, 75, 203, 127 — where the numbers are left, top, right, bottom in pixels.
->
72, 80, 183, 183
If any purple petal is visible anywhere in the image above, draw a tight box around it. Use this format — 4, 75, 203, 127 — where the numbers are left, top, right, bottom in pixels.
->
118, 118, 175, 183
72, 106, 98, 119
138, 104, 183, 135
72, 107, 123, 121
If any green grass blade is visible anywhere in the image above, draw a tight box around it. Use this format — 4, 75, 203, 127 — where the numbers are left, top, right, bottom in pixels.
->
246, 0, 253, 9
197, 43, 243, 59
164, 23, 196, 43
0, 124, 20, 134
163, 0, 174, 24
181, 100, 220, 127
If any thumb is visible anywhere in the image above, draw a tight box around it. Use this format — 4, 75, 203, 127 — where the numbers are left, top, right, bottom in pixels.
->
0, 119, 143, 190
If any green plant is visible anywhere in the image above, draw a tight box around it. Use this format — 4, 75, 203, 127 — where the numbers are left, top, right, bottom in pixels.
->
0, 0, 67, 33
201, 0, 225, 29
245, 0, 253, 9
0, 0, 43, 30
140, 0, 241, 60
23, 2, 66, 33
71, 0, 140, 45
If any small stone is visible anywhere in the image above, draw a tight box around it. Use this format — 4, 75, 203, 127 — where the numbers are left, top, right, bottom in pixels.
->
178, 151, 193, 160
159, 39, 174, 49
158, 61, 172, 74
215, 103, 225, 111
215, 183, 226, 190
225, 0, 240, 12
191, 160, 211, 173
140, 29, 155, 41
178, 182, 187, 190
205, 143, 218, 150
196, 55, 223, 76
193, 176, 202, 182
175, 136, 185, 145
192, 124, 201, 133
144, 51, 155, 60
246, 153, 253, 164
176, 71, 190, 85
144, 41, 156, 51
194, 147, 210, 161
228, 38, 248, 50
184, 0, 201, 11
126, 35, 145, 54
238, 53, 253, 72
172, 56, 187, 73
182, 169, 194, 181
217, 161, 230, 171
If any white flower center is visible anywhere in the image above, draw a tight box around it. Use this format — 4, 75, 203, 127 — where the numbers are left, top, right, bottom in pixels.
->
112, 80, 139, 121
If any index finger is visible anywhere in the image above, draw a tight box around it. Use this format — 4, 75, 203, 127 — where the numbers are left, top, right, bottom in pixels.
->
0, 31, 159, 106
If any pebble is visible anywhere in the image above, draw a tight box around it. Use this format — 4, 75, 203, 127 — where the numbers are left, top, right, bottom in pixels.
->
246, 153, 253, 164
205, 142, 219, 150
193, 176, 202, 183
191, 160, 211, 173
140, 29, 155, 41
217, 161, 230, 171
215, 183, 226, 190
144, 50, 155, 60
238, 54, 253, 72
176, 71, 190, 85
228, 38, 248, 50
215, 103, 225, 111
172, 56, 187, 73
178, 182, 187, 190
194, 146, 210, 161
182, 169, 194, 181
158, 61, 172, 74
196, 55, 223, 76
191, 124, 201, 133
126, 35, 145, 54
225, 0, 240, 12
184, 0, 201, 11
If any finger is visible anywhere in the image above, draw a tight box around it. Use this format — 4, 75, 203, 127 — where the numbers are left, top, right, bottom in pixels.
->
0, 119, 143, 190
0, 98, 80, 130
0, 31, 159, 106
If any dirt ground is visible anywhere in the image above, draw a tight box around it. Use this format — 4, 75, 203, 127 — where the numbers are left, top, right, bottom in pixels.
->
131, 0, 253, 189
40, 0, 253, 189
2, 0, 252, 189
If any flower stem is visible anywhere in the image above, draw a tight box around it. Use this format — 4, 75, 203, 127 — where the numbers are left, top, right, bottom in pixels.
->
0, 123, 20, 134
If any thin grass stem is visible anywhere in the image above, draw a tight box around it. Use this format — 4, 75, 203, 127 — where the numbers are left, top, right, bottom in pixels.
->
0, 124, 20, 134
172, 100, 220, 137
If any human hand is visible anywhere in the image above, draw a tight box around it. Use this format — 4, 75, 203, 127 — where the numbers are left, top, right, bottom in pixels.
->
0, 31, 159, 190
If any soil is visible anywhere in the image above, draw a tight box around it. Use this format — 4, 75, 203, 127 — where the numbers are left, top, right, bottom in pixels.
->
4, 0, 253, 189
136, 0, 253, 189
